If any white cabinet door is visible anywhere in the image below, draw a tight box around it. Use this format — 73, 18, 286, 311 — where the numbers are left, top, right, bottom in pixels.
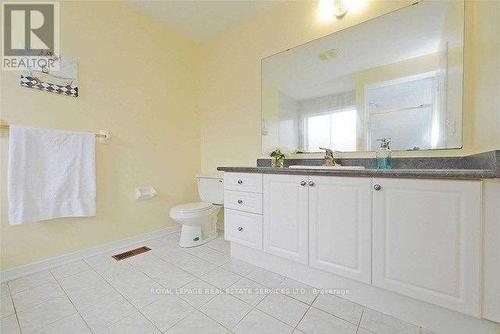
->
309, 176, 372, 284
263, 174, 309, 264
372, 178, 482, 316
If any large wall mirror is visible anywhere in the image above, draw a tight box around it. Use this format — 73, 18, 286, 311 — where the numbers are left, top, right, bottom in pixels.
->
262, 1, 464, 154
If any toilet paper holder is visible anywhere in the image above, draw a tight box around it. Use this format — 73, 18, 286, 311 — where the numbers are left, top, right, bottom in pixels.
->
135, 186, 157, 200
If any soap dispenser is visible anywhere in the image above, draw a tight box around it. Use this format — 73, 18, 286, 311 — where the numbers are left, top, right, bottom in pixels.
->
376, 138, 392, 169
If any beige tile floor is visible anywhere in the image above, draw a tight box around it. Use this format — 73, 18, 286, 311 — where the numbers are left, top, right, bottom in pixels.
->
0, 232, 433, 334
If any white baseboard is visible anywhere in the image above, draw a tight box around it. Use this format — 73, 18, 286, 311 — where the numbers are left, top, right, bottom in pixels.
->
231, 243, 500, 334
1, 226, 180, 283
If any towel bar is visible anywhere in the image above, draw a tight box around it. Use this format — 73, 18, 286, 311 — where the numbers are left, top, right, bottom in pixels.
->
0, 123, 111, 143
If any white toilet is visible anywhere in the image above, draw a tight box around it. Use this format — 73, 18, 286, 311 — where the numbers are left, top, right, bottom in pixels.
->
169, 173, 223, 248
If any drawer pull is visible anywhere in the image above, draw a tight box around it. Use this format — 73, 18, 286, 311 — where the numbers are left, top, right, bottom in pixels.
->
237, 199, 243, 204
308, 181, 315, 186
237, 226, 244, 232
374, 184, 381, 191
300, 181, 307, 186
237, 179, 243, 184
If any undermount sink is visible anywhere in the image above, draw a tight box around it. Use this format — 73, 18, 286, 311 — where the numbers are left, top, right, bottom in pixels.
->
288, 165, 365, 170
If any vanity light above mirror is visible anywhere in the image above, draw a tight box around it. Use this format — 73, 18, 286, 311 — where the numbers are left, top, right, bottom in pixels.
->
318, 0, 369, 21
318, 0, 348, 20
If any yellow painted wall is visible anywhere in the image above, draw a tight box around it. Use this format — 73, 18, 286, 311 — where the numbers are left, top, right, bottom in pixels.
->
199, 0, 499, 170
0, 1, 202, 270
470, 0, 500, 152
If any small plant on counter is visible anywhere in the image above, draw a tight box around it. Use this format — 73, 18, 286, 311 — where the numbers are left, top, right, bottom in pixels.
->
270, 148, 286, 168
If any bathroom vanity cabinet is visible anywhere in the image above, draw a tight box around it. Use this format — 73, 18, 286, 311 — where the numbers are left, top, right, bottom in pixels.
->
223, 172, 486, 319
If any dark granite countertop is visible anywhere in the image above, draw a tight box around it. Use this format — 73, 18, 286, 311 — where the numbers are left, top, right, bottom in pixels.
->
218, 150, 500, 179
216, 166, 497, 179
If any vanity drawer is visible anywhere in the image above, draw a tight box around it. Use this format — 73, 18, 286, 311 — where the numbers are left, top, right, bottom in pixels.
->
224, 209, 262, 250
224, 173, 263, 193
224, 190, 263, 214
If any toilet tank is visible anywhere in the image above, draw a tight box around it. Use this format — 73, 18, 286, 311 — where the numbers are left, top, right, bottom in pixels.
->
196, 173, 224, 205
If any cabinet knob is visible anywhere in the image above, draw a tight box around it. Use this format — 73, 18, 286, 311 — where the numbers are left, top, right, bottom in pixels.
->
237, 199, 243, 204
374, 184, 381, 191
308, 181, 315, 187
300, 181, 307, 186
237, 179, 243, 184
237, 226, 244, 232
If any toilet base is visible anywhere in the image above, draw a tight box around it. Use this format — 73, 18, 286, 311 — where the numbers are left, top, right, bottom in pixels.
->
179, 224, 218, 248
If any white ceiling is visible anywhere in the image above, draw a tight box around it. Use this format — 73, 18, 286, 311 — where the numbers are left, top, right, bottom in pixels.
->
263, 1, 462, 100
126, 0, 280, 43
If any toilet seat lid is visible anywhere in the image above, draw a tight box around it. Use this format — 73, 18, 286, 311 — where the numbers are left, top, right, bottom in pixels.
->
171, 202, 213, 214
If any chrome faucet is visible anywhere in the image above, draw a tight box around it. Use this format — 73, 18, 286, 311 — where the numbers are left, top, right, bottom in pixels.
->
319, 147, 339, 166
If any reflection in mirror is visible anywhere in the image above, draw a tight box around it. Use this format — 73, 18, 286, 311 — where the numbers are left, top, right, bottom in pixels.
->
262, 1, 464, 154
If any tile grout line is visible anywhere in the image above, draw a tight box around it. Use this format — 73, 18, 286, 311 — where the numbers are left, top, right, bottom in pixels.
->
8, 275, 72, 315
50, 261, 92, 281
357, 307, 365, 331
290, 291, 318, 333
146, 243, 228, 277
123, 245, 225, 296
7, 274, 54, 295
194, 300, 233, 331
234, 274, 314, 332
235, 270, 374, 333
99, 251, 191, 322
84, 259, 164, 333
157, 239, 256, 332
294, 302, 313, 333
21, 271, 94, 334
224, 276, 267, 306
195, 290, 255, 333
5, 282, 22, 334
165, 250, 246, 332
81, 258, 156, 329
8, 272, 86, 334
195, 266, 244, 291
307, 303, 367, 329
227, 261, 381, 329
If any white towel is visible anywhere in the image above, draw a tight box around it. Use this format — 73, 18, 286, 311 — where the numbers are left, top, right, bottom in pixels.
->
8, 126, 96, 225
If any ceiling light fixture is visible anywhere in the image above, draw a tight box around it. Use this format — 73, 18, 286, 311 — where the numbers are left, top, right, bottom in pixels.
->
332, 0, 349, 18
